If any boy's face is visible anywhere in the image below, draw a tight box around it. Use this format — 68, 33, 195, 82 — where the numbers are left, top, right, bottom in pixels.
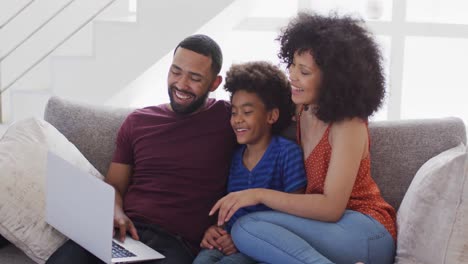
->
230, 90, 277, 146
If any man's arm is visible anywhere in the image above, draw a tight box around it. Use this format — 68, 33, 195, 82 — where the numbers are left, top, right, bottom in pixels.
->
104, 162, 139, 241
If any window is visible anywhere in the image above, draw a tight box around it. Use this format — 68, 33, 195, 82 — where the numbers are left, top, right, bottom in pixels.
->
402, 37, 468, 121
407, 0, 468, 24
217, 0, 468, 124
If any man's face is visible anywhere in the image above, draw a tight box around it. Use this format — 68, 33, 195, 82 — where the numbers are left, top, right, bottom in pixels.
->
167, 47, 216, 114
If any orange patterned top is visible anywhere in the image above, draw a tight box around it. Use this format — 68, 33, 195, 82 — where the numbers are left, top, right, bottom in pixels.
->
297, 117, 397, 240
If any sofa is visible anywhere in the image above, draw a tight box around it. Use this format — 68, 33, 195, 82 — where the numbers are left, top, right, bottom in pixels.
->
0, 96, 466, 263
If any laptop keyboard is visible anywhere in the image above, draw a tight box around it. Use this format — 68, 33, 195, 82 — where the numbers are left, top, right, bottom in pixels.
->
112, 241, 137, 258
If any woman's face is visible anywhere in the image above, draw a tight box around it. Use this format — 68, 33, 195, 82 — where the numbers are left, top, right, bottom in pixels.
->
288, 50, 322, 106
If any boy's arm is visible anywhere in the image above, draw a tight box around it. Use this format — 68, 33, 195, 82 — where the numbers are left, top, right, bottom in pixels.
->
210, 141, 307, 225
200, 225, 225, 250
217, 232, 238, 256
291, 187, 305, 194
281, 141, 307, 194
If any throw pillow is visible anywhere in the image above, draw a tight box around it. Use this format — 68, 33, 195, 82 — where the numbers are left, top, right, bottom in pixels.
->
444, 146, 468, 263
395, 143, 468, 264
0, 118, 103, 263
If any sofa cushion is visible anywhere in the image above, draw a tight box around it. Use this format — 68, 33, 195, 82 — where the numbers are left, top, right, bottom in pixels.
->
0, 118, 103, 263
281, 117, 467, 210
44, 96, 133, 176
395, 143, 468, 264
444, 153, 468, 263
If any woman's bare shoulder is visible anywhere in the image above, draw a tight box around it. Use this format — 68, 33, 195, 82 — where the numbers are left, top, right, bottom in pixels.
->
332, 118, 366, 134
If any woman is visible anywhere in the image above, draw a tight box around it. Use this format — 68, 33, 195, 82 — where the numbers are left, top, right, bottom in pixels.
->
209, 12, 396, 264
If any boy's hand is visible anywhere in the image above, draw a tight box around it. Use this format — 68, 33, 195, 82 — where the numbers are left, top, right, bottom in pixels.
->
217, 233, 238, 256
200, 225, 226, 250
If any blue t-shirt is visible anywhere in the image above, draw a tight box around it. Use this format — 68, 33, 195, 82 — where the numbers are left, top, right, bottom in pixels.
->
226, 136, 307, 230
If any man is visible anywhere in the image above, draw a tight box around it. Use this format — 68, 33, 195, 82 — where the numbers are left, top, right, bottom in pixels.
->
46, 34, 236, 264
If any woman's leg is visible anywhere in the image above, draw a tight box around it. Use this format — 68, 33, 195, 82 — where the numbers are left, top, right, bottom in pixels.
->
231, 210, 394, 264
232, 213, 333, 264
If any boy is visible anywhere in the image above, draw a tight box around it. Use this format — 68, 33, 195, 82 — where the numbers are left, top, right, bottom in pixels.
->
193, 61, 307, 264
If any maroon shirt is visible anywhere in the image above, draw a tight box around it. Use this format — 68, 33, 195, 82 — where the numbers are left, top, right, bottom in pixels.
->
112, 99, 236, 251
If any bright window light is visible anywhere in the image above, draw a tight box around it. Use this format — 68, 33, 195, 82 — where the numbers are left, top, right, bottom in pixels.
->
129, 0, 137, 13
402, 36, 468, 124
407, 0, 468, 24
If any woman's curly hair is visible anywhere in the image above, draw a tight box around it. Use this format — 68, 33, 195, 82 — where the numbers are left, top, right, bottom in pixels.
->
224, 61, 294, 134
278, 12, 385, 122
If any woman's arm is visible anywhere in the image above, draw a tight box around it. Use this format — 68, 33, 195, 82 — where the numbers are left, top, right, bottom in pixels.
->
210, 119, 368, 225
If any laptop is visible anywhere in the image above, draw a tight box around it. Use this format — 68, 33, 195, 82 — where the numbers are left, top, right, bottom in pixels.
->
45, 151, 165, 263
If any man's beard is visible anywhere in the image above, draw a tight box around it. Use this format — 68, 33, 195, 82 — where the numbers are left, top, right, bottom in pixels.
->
168, 85, 210, 114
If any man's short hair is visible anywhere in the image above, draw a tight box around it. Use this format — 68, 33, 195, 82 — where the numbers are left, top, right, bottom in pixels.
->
175, 34, 223, 76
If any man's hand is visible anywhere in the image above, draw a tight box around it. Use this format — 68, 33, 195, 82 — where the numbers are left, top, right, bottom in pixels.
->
114, 206, 139, 242
105, 163, 135, 242
209, 189, 261, 226
217, 233, 238, 256
200, 225, 226, 250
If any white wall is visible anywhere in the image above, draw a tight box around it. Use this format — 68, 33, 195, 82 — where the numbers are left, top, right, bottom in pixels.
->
108, 0, 250, 107
51, 0, 236, 106
0, 0, 236, 122
1, 0, 117, 92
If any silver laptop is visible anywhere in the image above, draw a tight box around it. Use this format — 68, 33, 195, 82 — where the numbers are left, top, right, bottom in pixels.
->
45, 151, 165, 263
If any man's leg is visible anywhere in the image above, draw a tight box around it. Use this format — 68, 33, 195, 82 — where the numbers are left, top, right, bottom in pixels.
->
46, 240, 102, 264
0, 234, 10, 248
135, 222, 194, 264
47, 223, 195, 264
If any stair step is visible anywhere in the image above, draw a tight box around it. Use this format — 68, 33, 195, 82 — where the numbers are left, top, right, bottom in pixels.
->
3, 0, 240, 122
1, 0, 116, 91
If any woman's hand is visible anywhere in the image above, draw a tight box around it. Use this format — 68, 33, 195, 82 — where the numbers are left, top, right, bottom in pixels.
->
209, 189, 261, 226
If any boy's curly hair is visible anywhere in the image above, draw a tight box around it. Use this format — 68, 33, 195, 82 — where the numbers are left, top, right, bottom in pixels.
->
278, 12, 385, 122
224, 61, 294, 134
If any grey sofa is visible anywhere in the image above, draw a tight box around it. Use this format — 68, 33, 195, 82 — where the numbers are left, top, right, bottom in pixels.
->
0, 96, 466, 263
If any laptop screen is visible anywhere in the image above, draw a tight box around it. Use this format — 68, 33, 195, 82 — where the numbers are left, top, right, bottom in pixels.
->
45, 152, 114, 262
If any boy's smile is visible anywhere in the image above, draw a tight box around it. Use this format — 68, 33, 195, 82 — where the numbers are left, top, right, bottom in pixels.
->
230, 90, 276, 148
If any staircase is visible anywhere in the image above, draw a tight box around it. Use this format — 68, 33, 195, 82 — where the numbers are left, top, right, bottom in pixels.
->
0, 0, 239, 123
